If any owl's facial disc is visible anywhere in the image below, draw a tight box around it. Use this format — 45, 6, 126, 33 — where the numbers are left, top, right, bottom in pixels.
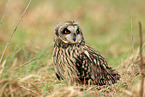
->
60, 26, 82, 44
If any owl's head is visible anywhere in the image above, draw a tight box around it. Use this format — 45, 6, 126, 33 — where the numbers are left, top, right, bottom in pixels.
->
55, 21, 83, 44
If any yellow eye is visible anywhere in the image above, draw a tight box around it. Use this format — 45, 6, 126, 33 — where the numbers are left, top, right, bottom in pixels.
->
62, 28, 70, 34
76, 29, 80, 34
65, 31, 69, 34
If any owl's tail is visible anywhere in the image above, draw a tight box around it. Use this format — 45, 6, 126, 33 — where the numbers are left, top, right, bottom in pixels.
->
108, 67, 121, 83
94, 66, 121, 86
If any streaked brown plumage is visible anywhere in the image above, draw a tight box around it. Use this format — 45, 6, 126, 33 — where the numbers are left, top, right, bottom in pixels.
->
53, 21, 120, 85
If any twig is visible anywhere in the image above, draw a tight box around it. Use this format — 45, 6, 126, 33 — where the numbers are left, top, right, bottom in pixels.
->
131, 17, 134, 53
0, 0, 11, 27
138, 21, 144, 97
0, 0, 32, 64
12, 57, 37, 73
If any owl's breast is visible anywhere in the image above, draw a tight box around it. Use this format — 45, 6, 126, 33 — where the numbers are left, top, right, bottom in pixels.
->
53, 45, 84, 82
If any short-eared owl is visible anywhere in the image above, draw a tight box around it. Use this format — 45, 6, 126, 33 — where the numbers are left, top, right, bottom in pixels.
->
53, 21, 120, 86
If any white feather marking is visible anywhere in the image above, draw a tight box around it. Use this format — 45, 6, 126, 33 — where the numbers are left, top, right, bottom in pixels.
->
82, 65, 84, 68
91, 75, 95, 80
94, 59, 96, 64
97, 61, 100, 66
88, 68, 90, 72
84, 50, 92, 62
84, 50, 90, 58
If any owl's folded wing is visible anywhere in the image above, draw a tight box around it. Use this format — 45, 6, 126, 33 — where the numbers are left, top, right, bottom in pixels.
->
76, 45, 121, 86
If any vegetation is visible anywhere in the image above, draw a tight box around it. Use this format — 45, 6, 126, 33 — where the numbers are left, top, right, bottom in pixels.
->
0, 0, 144, 96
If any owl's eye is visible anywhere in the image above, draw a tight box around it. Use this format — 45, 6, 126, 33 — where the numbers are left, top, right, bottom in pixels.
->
62, 28, 71, 34
76, 28, 80, 34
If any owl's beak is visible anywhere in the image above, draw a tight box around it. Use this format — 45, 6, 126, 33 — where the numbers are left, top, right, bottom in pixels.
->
73, 33, 76, 42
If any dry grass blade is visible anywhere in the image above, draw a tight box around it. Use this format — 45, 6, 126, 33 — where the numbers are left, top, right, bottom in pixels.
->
0, 78, 35, 97
131, 17, 134, 53
122, 90, 132, 96
31, 83, 41, 95
0, 0, 10, 27
0, 59, 6, 74
0, 81, 9, 97
9, 83, 14, 97
12, 57, 37, 73
19, 74, 40, 82
49, 86, 83, 97
138, 21, 144, 97
0, 0, 32, 64
20, 85, 40, 95
19, 74, 42, 95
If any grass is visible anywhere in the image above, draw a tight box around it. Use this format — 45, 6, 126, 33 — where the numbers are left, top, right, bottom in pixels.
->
0, 0, 145, 96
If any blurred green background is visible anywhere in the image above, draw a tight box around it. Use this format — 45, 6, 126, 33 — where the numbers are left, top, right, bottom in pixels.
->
0, 0, 145, 71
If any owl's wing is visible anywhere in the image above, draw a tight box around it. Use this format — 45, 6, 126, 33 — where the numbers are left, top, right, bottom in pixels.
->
76, 45, 120, 86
